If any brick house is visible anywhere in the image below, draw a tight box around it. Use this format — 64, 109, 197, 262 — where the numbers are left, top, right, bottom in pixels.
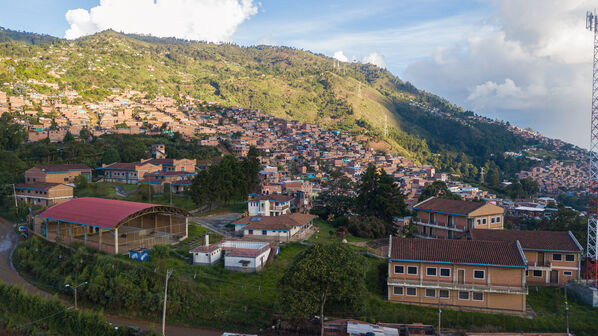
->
25, 164, 92, 184
470, 229, 583, 286
387, 238, 528, 313
15, 182, 73, 207
413, 198, 504, 239
142, 158, 196, 172
98, 162, 162, 184
138, 171, 196, 193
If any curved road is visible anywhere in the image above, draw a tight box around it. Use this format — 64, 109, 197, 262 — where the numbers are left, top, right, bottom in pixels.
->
0, 217, 223, 336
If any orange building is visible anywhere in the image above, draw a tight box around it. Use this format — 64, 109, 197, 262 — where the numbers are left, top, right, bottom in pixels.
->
470, 229, 583, 286
387, 238, 528, 313
413, 198, 504, 239
142, 158, 196, 172
138, 171, 196, 193
25, 164, 92, 184
15, 182, 73, 207
99, 162, 162, 184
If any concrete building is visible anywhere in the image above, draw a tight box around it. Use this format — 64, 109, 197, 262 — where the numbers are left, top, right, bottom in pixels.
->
232, 213, 315, 242
247, 194, 293, 217
470, 229, 583, 286
387, 237, 528, 313
98, 162, 162, 184
413, 197, 504, 239
190, 240, 271, 272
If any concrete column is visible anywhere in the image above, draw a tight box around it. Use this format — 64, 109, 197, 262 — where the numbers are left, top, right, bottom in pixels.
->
114, 228, 119, 255
70, 223, 73, 244
154, 214, 157, 230
44, 221, 48, 238
98, 229, 102, 252
84, 229, 86, 245
169, 215, 172, 234
185, 217, 188, 239
56, 221, 60, 240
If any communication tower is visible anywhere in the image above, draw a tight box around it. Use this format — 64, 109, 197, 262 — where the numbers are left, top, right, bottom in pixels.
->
586, 10, 598, 284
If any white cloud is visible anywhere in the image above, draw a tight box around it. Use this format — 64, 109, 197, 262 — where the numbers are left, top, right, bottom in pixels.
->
403, 0, 594, 147
64, 0, 258, 43
362, 52, 386, 68
333, 50, 348, 62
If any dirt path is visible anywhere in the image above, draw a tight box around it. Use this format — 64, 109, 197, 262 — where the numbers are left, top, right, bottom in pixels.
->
0, 218, 224, 336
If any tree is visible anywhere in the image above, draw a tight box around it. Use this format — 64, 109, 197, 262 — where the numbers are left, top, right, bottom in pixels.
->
544, 206, 587, 249
135, 184, 154, 202
73, 174, 88, 189
418, 180, 461, 202
355, 165, 406, 225
101, 147, 120, 164
63, 131, 75, 143
278, 243, 365, 336
347, 216, 388, 238
243, 146, 261, 193
79, 128, 90, 141
310, 193, 355, 221
0, 114, 26, 151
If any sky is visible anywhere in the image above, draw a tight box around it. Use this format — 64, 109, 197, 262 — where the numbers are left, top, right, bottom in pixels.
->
0, 0, 594, 147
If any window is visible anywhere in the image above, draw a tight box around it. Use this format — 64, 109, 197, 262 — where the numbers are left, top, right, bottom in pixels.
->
262, 230, 267, 235
64, 178, 68, 182
407, 266, 418, 275
406, 288, 417, 296
426, 267, 437, 276
564, 271, 573, 276
393, 287, 403, 295
472, 292, 484, 301
526, 271, 529, 276
496, 217, 501, 223
458, 291, 469, 300
491, 217, 495, 223
566, 254, 575, 262
473, 270, 485, 279
425, 289, 436, 297
248, 230, 253, 235
553, 253, 562, 261
482, 218, 487, 224
394, 265, 404, 274
533, 270, 542, 277
476, 219, 481, 225
439, 290, 449, 298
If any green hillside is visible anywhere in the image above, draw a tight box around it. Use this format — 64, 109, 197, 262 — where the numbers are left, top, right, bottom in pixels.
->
0, 28, 539, 178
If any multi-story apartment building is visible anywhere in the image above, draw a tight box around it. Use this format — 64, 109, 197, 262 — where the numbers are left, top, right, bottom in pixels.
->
413, 198, 504, 239
387, 238, 528, 313
470, 229, 583, 286
98, 162, 162, 184
247, 194, 293, 216
25, 164, 92, 184
15, 182, 73, 207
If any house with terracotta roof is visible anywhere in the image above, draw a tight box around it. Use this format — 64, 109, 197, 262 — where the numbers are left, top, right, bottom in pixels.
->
413, 197, 504, 239
247, 194, 294, 216
190, 239, 272, 272
98, 162, 162, 184
387, 237, 528, 313
470, 229, 583, 286
25, 164, 92, 184
142, 158, 196, 172
15, 182, 73, 207
232, 213, 315, 242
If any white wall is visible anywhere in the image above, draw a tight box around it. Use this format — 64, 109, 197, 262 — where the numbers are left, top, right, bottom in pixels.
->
224, 249, 270, 271
192, 248, 222, 265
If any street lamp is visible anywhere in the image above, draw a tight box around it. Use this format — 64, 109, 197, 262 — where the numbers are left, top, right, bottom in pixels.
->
65, 281, 88, 309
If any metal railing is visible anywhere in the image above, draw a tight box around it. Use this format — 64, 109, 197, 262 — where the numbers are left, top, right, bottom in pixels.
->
387, 277, 528, 294
412, 221, 465, 232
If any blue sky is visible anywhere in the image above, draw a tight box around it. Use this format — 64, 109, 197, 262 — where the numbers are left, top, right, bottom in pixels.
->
0, 0, 593, 146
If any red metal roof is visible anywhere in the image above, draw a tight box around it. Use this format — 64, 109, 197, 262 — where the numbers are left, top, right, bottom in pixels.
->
37, 197, 188, 229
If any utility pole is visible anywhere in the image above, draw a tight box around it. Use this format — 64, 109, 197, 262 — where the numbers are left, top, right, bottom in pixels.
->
564, 284, 570, 335
65, 281, 87, 310
12, 184, 17, 214
162, 269, 173, 336
437, 300, 442, 336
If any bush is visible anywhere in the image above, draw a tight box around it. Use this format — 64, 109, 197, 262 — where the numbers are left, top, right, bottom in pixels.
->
347, 216, 388, 238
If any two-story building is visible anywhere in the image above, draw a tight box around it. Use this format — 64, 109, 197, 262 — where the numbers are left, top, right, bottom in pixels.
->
138, 171, 196, 193
15, 182, 73, 207
413, 198, 504, 239
25, 164, 92, 184
98, 162, 162, 184
470, 229, 583, 286
387, 237, 528, 313
247, 194, 293, 217
142, 158, 196, 173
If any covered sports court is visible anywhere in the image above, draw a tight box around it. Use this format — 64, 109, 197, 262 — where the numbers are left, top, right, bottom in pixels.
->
33, 197, 189, 254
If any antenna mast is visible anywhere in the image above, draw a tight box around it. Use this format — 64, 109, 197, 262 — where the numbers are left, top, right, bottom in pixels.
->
586, 10, 598, 285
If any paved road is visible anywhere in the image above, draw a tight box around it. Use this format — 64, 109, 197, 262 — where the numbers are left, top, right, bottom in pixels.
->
0, 218, 223, 336
190, 213, 241, 236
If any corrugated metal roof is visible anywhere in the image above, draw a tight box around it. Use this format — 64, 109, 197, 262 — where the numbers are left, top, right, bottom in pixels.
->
37, 197, 188, 229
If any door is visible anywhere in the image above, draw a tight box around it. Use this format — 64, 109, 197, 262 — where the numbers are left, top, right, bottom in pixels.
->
550, 270, 559, 284
538, 252, 545, 265
458, 269, 465, 284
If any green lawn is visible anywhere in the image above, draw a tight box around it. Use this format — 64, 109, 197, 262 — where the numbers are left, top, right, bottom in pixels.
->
308, 218, 373, 243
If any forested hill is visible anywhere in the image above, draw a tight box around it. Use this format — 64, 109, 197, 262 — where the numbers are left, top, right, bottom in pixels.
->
0, 28, 553, 178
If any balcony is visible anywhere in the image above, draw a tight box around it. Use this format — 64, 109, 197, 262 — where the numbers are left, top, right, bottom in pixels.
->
387, 277, 528, 295
271, 204, 290, 211
413, 221, 465, 232
527, 261, 551, 271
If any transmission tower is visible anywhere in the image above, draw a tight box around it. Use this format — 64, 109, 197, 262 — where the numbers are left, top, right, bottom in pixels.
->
586, 10, 598, 284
